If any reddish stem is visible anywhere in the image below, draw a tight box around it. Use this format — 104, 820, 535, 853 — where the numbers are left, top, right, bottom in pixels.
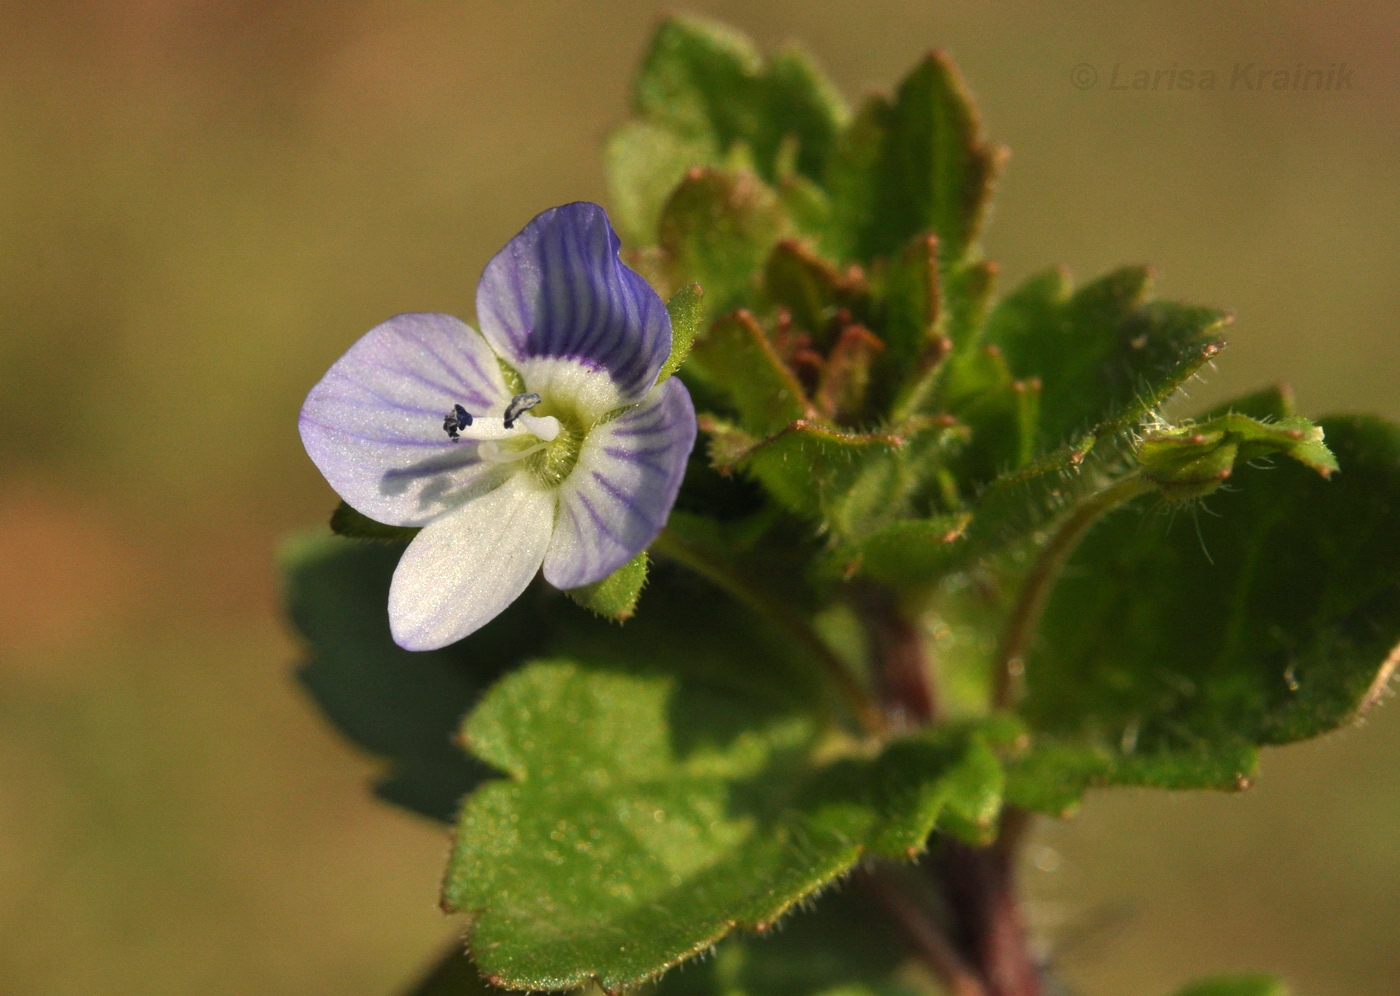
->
856, 586, 938, 727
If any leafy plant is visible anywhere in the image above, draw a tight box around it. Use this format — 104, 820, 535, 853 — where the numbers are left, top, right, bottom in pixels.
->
283, 15, 1397, 996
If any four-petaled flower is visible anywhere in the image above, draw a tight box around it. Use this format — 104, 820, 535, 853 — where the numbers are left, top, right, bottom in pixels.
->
299, 203, 696, 650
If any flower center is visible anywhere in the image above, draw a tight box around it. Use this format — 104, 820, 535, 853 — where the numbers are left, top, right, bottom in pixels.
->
441, 392, 582, 486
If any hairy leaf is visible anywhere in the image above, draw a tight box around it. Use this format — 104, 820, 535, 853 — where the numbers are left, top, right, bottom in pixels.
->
705, 416, 967, 540
659, 168, 787, 317
976, 266, 1230, 451
441, 590, 1008, 991
650, 885, 929, 996
608, 16, 847, 246
764, 237, 870, 340
829, 53, 1003, 265
1009, 417, 1400, 812
689, 310, 812, 435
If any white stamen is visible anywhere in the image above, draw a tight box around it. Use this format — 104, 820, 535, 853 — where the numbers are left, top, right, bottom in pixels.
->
478, 440, 550, 464
519, 413, 561, 441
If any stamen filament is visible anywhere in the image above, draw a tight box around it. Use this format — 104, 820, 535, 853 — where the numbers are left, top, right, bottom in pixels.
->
478, 440, 550, 464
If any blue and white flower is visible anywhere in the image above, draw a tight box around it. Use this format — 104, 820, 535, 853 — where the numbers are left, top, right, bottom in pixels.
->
299, 202, 696, 650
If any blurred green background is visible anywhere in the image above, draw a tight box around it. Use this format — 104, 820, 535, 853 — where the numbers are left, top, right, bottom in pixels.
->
1, 2, 1396, 994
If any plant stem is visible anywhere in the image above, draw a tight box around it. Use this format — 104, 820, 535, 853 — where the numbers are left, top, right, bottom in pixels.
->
929, 808, 1042, 996
651, 527, 886, 737
855, 585, 939, 728
859, 867, 989, 996
993, 472, 1152, 709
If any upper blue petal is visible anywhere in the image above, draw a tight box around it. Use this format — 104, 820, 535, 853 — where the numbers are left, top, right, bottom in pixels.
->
476, 202, 671, 404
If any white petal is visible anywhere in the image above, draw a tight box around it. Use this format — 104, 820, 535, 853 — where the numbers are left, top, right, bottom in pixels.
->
388, 473, 557, 651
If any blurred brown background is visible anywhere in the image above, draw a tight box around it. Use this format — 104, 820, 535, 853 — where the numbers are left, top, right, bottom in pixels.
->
0, 2, 1396, 994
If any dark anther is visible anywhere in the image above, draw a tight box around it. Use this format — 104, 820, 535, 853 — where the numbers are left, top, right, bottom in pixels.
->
442, 403, 474, 442
502, 392, 543, 429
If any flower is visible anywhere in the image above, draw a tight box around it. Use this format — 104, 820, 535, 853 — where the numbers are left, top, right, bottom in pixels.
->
299, 202, 696, 650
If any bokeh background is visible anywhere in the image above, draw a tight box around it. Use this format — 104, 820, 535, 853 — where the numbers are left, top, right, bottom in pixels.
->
1, 2, 1396, 994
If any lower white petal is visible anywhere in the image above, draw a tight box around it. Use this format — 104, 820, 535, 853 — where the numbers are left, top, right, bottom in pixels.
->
388, 473, 557, 651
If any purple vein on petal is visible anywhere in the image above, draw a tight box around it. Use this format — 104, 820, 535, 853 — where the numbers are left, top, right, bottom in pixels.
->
572, 489, 624, 545
589, 469, 656, 526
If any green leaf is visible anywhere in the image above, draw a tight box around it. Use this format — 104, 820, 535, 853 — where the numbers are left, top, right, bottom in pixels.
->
689, 310, 812, 435
874, 233, 946, 402
609, 17, 847, 247
764, 237, 869, 340
607, 121, 715, 248
281, 534, 549, 822
659, 168, 788, 318
401, 946, 499, 996
825, 268, 1230, 584
1172, 975, 1290, 996
441, 585, 1007, 991
819, 431, 1114, 587
704, 415, 967, 540
1009, 416, 1400, 812
649, 885, 928, 996
1137, 413, 1337, 503
977, 266, 1231, 453
565, 551, 649, 621
634, 17, 847, 187
659, 283, 705, 383
829, 53, 1003, 265
329, 500, 420, 541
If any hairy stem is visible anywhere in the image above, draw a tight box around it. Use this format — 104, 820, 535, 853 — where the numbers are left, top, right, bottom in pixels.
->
993, 472, 1152, 708
651, 527, 886, 737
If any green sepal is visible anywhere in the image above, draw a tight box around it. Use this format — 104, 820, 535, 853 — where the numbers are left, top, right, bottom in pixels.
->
658, 283, 705, 383
828, 52, 1004, 265
1172, 975, 1290, 996
329, 501, 420, 542
442, 650, 1008, 991
564, 551, 649, 621
1008, 416, 1400, 812
659, 167, 788, 317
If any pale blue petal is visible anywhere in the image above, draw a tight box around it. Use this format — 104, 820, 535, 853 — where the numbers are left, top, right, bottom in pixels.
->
299, 313, 512, 526
543, 378, 696, 589
476, 202, 671, 405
